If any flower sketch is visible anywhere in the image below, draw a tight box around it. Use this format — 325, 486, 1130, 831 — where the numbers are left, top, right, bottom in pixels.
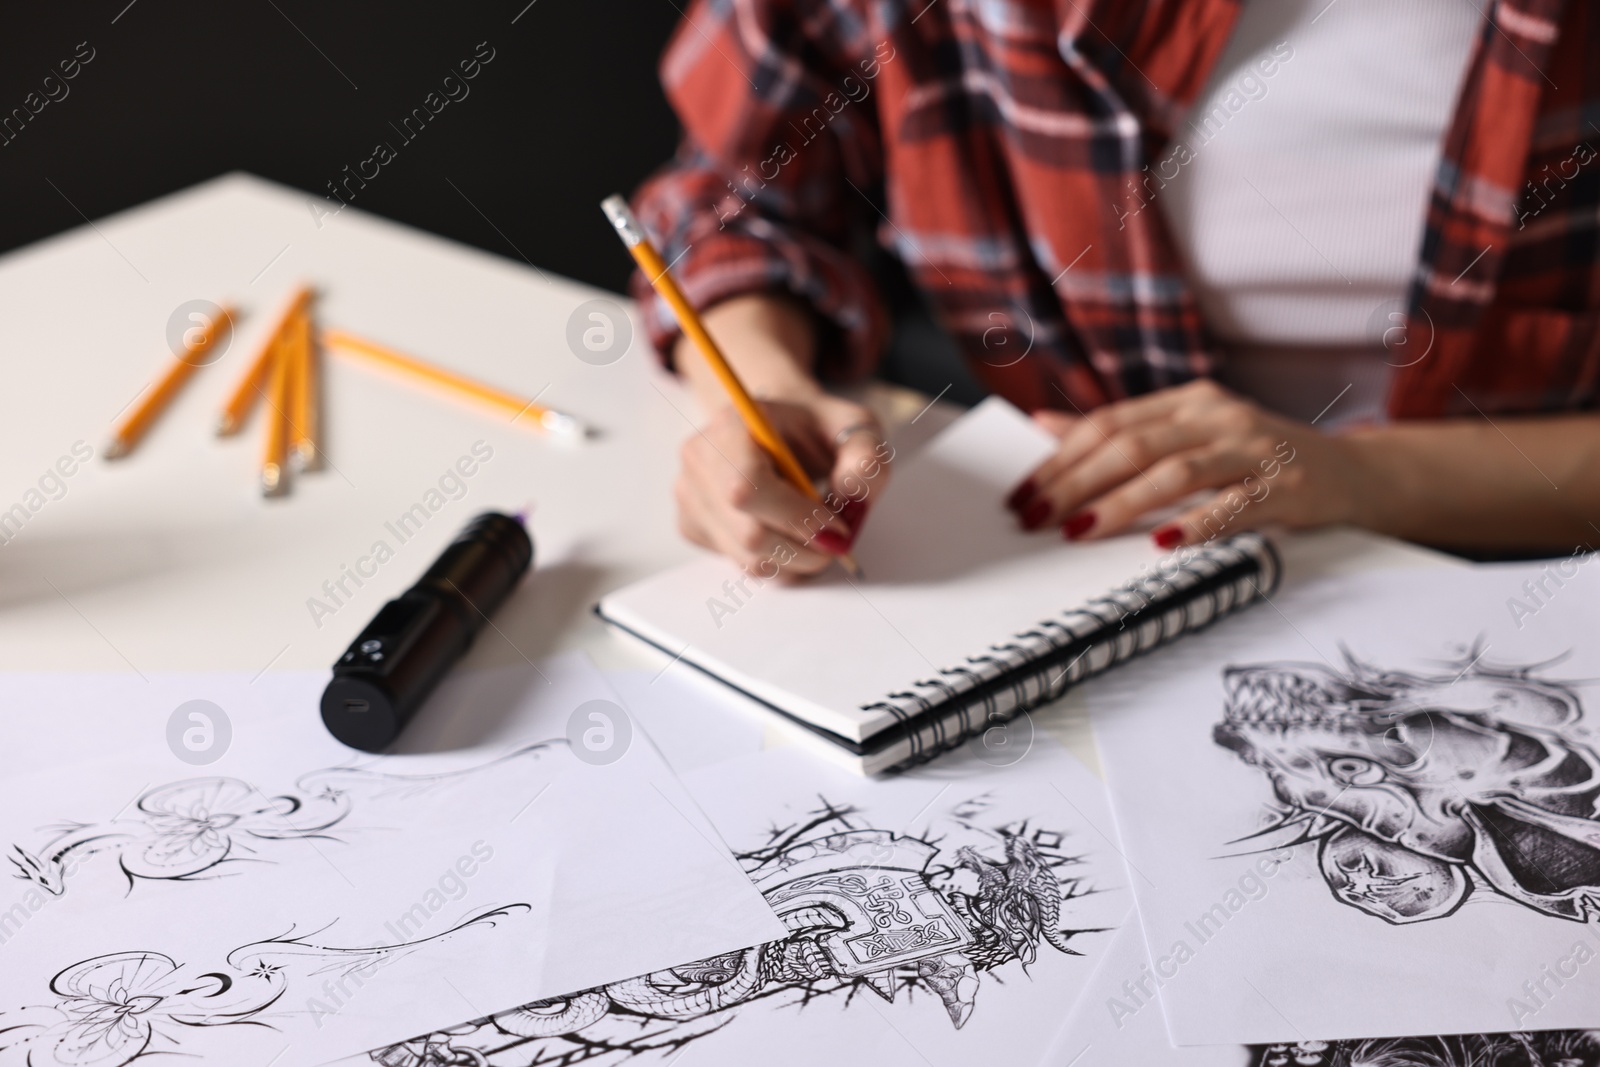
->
9, 741, 559, 897
0, 907, 529, 1067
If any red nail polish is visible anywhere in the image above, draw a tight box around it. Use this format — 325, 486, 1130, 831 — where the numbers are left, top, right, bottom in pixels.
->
1152, 524, 1184, 550
1005, 478, 1037, 512
813, 529, 850, 556
838, 497, 869, 540
1062, 510, 1096, 540
1020, 498, 1052, 531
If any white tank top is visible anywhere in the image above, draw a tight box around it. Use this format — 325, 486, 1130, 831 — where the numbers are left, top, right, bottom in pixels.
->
1155, 0, 1482, 426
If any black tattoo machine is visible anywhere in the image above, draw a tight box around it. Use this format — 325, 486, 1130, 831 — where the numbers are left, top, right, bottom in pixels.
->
322, 511, 533, 751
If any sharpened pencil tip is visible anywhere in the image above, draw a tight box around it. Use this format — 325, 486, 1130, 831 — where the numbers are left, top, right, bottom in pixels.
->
539, 410, 587, 439
215, 415, 238, 437
839, 553, 863, 579
102, 439, 128, 461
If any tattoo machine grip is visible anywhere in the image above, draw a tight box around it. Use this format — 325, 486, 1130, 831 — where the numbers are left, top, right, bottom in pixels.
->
321, 511, 534, 751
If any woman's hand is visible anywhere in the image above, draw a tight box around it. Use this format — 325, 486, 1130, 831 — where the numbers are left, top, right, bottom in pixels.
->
676, 393, 891, 578
672, 293, 892, 578
1005, 379, 1378, 548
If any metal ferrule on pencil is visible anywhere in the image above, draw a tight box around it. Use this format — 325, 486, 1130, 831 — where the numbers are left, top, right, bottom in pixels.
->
600, 195, 646, 248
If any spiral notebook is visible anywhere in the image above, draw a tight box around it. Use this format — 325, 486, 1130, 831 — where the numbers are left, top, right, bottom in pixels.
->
598, 397, 1280, 774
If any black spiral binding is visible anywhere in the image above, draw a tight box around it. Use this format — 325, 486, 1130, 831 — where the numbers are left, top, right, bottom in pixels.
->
858, 533, 1281, 771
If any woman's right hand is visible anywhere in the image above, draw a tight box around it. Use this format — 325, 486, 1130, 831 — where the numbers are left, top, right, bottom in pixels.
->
670, 293, 892, 579
675, 391, 892, 579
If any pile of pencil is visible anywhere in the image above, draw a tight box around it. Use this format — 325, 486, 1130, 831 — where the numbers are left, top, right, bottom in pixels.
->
106, 286, 321, 497
217, 285, 322, 496
105, 285, 588, 496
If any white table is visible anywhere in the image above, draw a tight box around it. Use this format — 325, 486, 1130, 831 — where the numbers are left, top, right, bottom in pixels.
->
0, 174, 1456, 766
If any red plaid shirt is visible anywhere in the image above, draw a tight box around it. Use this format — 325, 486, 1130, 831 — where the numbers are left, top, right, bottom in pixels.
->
630, 0, 1599, 418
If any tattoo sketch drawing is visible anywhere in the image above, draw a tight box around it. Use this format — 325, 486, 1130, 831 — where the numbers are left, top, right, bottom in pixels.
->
1247, 1031, 1600, 1067
1214, 645, 1600, 924
368, 795, 1105, 1067
8, 741, 561, 898
0, 906, 529, 1067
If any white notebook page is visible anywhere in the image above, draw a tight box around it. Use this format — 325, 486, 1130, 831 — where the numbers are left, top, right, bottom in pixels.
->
599, 397, 1167, 742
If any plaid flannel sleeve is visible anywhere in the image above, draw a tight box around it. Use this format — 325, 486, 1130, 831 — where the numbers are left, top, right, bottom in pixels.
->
628, 0, 891, 382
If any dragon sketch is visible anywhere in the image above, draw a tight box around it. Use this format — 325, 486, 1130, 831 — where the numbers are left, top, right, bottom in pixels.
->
8, 741, 560, 898
0, 906, 529, 1067
1214, 645, 1600, 924
367, 797, 1103, 1067
1248, 1031, 1600, 1067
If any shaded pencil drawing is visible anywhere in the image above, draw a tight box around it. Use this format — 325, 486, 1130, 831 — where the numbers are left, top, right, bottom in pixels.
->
368, 796, 1105, 1066
1215, 645, 1600, 924
0, 906, 529, 1067
1248, 1030, 1600, 1067
8, 741, 561, 897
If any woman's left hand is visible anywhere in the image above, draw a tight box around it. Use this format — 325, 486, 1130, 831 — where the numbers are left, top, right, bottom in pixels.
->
1005, 379, 1379, 548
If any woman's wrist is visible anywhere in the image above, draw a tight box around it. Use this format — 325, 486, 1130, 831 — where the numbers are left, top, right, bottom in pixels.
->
674, 292, 825, 410
1335, 416, 1599, 549
1335, 426, 1416, 538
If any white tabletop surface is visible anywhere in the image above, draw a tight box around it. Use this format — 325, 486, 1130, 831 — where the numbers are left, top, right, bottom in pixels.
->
0, 173, 1459, 765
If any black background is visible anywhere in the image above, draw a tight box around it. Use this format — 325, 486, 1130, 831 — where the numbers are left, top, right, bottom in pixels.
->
0, 0, 682, 294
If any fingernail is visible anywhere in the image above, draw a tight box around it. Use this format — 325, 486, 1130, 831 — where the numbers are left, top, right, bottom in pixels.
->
1061, 510, 1096, 540
813, 529, 851, 556
1152, 524, 1184, 550
838, 497, 868, 540
1005, 478, 1037, 512
1020, 498, 1052, 531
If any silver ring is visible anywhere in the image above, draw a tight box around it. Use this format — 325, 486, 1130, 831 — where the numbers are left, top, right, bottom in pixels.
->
834, 422, 881, 447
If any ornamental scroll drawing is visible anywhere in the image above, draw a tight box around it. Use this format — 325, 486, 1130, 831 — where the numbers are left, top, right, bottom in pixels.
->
1214, 645, 1600, 924
367, 797, 1103, 1067
8, 741, 559, 898
0, 906, 528, 1067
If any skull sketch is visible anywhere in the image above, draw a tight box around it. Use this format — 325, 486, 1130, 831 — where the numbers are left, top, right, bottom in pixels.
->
1213, 648, 1600, 924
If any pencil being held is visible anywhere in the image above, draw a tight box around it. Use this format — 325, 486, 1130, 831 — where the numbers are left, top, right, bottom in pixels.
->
601, 195, 883, 579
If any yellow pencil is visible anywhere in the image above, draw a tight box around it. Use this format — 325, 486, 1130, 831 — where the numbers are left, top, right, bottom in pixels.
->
289, 309, 321, 471
261, 335, 293, 497
600, 195, 860, 575
217, 285, 312, 436
322, 328, 587, 437
106, 303, 235, 459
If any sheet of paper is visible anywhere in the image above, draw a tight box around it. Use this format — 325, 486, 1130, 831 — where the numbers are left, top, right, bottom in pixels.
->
0, 655, 784, 1067
1044, 922, 1600, 1067
1046, 924, 1246, 1067
598, 397, 1167, 742
343, 687, 1129, 1067
607, 667, 768, 775
1090, 562, 1600, 1043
